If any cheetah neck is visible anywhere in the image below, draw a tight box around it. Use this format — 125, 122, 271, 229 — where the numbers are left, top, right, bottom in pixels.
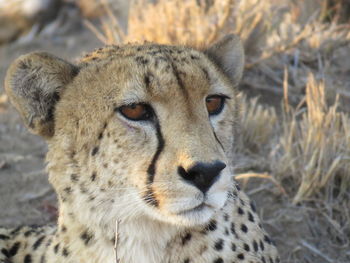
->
52, 209, 182, 263
116, 216, 181, 263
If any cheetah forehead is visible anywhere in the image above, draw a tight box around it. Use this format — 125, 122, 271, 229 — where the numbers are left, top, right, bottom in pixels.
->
73, 43, 229, 102
80, 43, 204, 65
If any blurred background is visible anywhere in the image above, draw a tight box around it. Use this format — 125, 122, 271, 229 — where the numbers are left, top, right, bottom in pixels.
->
0, 0, 350, 262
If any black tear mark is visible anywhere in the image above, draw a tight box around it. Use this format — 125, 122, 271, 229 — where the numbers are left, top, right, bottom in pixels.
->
145, 118, 165, 207
146, 121, 164, 178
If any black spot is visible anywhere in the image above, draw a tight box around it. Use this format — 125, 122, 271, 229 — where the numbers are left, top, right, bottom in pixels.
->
45, 238, 52, 247
237, 253, 245, 260
260, 240, 265, 251
269, 257, 274, 263
0, 234, 9, 240
190, 55, 200, 60
144, 72, 154, 88
91, 172, 97, 181
241, 224, 248, 233
33, 236, 45, 250
91, 147, 99, 156
18, 60, 29, 70
79, 184, 88, 194
224, 227, 229, 235
231, 242, 236, 251
214, 239, 224, 251
236, 184, 241, 191
98, 132, 103, 140
239, 198, 245, 206
213, 258, 223, 263
61, 225, 67, 233
183, 258, 190, 263
238, 207, 244, 215
135, 56, 149, 65
230, 222, 236, 235
243, 243, 250, 252
81, 230, 93, 245
63, 187, 72, 194
248, 212, 254, 222
223, 213, 229, 221
1, 248, 9, 257
24, 254, 32, 263
62, 247, 69, 257
54, 244, 60, 254
181, 233, 192, 245
24, 229, 35, 237
264, 235, 272, 244
205, 219, 217, 232
253, 240, 259, 252
250, 201, 256, 212
70, 174, 78, 182
8, 242, 20, 257
262, 256, 266, 263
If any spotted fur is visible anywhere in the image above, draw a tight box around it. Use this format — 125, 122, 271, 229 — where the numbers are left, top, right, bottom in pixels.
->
2, 34, 279, 263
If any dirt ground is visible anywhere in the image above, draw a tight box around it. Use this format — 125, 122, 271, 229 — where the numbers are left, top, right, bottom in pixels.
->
0, 17, 349, 263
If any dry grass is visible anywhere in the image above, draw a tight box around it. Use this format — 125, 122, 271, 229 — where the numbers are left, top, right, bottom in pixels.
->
274, 74, 350, 203
86, 0, 350, 261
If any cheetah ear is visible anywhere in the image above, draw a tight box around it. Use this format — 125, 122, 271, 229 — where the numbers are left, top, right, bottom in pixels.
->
4, 52, 79, 138
205, 34, 245, 85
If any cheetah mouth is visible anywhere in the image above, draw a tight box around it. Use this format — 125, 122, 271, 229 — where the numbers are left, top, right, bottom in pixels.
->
177, 202, 214, 215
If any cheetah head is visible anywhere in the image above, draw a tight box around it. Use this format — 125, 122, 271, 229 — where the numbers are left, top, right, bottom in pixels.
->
5, 35, 244, 230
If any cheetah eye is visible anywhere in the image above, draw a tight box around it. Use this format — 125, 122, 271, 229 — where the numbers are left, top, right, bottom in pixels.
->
118, 103, 153, 121
206, 95, 227, 116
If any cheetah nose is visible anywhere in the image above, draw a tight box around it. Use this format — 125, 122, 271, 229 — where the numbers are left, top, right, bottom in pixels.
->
178, 161, 226, 194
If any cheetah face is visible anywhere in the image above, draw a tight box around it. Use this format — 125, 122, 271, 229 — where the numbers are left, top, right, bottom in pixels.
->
5, 35, 244, 227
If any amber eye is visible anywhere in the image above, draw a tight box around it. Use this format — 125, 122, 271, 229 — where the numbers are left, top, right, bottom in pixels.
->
118, 103, 153, 121
206, 95, 226, 115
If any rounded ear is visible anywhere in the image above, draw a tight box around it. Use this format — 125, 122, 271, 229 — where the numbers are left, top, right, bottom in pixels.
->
205, 34, 245, 86
4, 52, 79, 138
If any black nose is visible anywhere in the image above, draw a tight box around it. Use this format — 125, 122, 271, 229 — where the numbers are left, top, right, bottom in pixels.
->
178, 161, 226, 193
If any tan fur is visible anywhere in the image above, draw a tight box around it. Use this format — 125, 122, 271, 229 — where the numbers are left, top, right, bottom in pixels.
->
2, 34, 279, 263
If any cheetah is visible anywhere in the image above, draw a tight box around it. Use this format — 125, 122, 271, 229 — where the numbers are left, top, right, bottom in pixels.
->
1, 34, 279, 263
